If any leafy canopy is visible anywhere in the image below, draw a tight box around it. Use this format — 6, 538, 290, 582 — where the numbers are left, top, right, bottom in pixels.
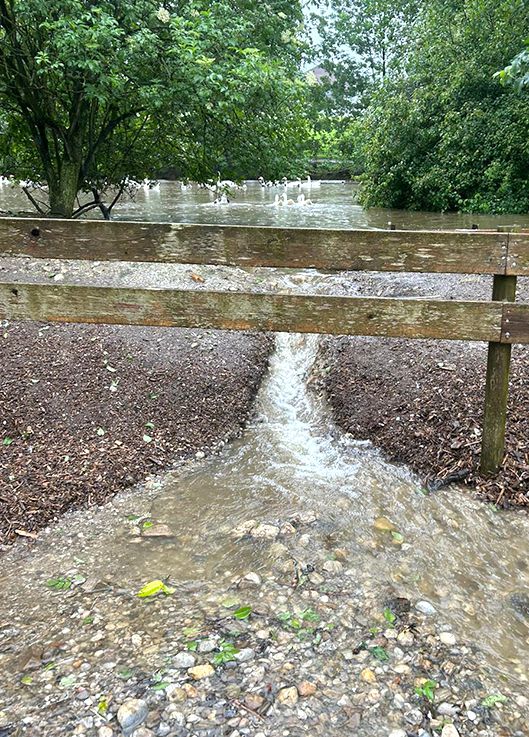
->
0, 0, 309, 217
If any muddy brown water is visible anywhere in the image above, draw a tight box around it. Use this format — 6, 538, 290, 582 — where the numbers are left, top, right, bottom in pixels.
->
0, 181, 528, 690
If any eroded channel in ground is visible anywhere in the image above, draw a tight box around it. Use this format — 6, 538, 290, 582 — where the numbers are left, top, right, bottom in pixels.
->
0, 334, 527, 737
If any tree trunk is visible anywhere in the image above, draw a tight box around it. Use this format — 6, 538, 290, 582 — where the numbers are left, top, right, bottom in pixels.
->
48, 159, 81, 218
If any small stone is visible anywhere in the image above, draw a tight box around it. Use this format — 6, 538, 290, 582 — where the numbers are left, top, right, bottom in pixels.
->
333, 548, 348, 562
141, 524, 173, 538
416, 600, 437, 615
360, 668, 377, 684
467, 710, 477, 721
244, 694, 264, 711
195, 451, 205, 459
234, 648, 255, 663
323, 559, 343, 574
198, 639, 217, 653
441, 726, 460, 737
397, 630, 414, 647
225, 684, 241, 699
290, 511, 317, 526
510, 593, 529, 619
277, 686, 298, 706
188, 663, 214, 680
440, 632, 457, 646
373, 516, 397, 532
405, 708, 423, 725
166, 685, 187, 703
117, 699, 148, 735
308, 572, 325, 586
131, 729, 154, 737
238, 572, 261, 588
279, 523, 296, 536
174, 652, 196, 669
269, 542, 289, 558
437, 703, 458, 717
297, 680, 317, 697
98, 728, 113, 737
251, 524, 280, 540
388, 731, 407, 737
230, 520, 257, 538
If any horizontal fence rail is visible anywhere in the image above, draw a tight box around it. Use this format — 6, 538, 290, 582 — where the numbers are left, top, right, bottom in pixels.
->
1, 216, 526, 275
1, 217, 528, 477
0, 282, 507, 342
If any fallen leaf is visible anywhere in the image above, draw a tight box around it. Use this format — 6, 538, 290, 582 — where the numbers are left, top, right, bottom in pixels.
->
190, 273, 205, 283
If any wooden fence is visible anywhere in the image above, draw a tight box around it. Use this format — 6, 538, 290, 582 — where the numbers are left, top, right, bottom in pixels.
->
1, 217, 528, 475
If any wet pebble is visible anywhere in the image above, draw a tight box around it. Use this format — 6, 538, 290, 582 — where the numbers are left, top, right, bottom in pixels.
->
416, 600, 437, 615
117, 699, 148, 734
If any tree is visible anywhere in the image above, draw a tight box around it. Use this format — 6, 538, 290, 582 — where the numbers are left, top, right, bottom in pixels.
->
0, 0, 309, 218
359, 0, 529, 214
304, 0, 418, 175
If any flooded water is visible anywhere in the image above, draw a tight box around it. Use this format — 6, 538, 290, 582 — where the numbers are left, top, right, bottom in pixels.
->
1, 180, 528, 698
3, 178, 529, 230
1, 333, 528, 693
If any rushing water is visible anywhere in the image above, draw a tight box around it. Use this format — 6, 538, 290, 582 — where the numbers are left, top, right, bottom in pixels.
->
1, 180, 528, 689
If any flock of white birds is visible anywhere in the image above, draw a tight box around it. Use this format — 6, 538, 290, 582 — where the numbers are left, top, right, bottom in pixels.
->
0, 174, 323, 207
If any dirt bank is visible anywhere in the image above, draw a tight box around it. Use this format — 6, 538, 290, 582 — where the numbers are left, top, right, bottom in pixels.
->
319, 336, 529, 508
0, 321, 272, 545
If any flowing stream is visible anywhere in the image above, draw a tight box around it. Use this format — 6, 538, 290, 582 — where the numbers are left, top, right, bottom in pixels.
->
1, 332, 527, 693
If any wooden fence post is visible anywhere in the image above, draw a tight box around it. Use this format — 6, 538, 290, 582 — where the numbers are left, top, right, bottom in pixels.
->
480, 272, 517, 476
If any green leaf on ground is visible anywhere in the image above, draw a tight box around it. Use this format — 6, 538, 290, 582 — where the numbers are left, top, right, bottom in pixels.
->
233, 605, 252, 620
300, 608, 320, 623
58, 675, 76, 688
415, 679, 437, 702
391, 531, 404, 543
117, 667, 134, 679
96, 427, 106, 437
212, 642, 239, 665
370, 645, 389, 662
2, 436, 13, 446
46, 577, 72, 591
20, 675, 33, 685
481, 693, 508, 708
137, 579, 175, 598
383, 607, 396, 625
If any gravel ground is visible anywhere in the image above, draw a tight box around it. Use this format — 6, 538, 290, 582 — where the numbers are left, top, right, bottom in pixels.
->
317, 272, 529, 509
0, 483, 527, 737
0, 321, 272, 544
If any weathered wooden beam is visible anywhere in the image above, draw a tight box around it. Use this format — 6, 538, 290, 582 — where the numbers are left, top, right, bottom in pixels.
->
501, 303, 529, 343
480, 275, 518, 476
0, 282, 504, 342
506, 233, 529, 276
0, 217, 507, 275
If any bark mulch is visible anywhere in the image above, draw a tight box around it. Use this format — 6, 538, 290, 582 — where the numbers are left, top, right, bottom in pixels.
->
320, 336, 529, 509
0, 321, 272, 545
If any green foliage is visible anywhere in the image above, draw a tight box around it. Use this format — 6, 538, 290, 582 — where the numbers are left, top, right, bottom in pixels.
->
369, 645, 389, 661
46, 576, 72, 591
0, 0, 309, 217
481, 693, 508, 708
212, 641, 239, 665
136, 579, 175, 598
415, 679, 437, 703
233, 605, 252, 620
383, 607, 396, 626
359, 0, 529, 214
